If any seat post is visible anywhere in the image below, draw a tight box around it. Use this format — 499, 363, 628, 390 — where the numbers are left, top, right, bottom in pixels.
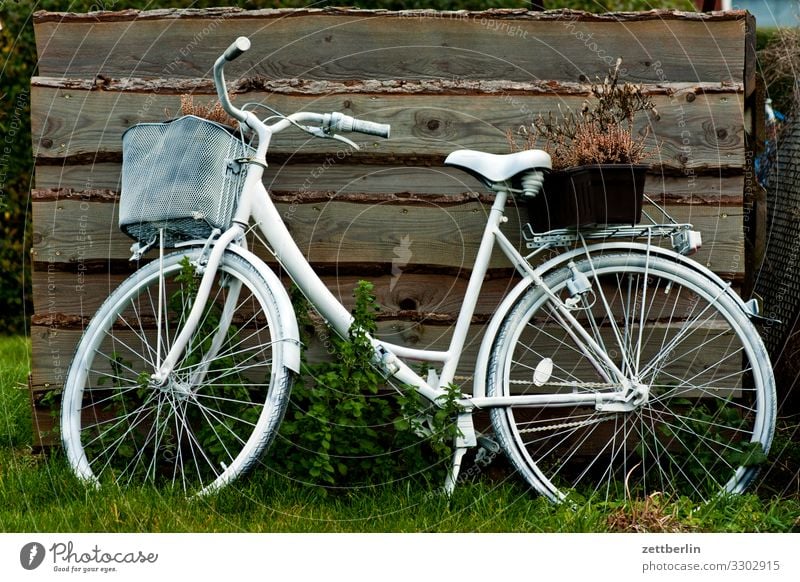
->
490, 182, 511, 215
438, 184, 509, 386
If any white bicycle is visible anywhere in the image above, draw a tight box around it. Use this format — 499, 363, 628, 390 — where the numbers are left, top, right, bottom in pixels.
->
61, 38, 776, 503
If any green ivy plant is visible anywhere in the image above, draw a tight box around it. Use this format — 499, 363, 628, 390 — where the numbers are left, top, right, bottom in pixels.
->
269, 280, 462, 489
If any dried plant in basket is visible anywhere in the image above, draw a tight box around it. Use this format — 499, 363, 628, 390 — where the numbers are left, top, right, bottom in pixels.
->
174, 94, 239, 128
509, 59, 658, 169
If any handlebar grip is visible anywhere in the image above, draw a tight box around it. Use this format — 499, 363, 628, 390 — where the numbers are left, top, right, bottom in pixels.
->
351, 118, 391, 139
223, 37, 251, 61
329, 113, 391, 138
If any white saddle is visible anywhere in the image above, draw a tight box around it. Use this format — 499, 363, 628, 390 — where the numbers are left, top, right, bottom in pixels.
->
444, 149, 552, 184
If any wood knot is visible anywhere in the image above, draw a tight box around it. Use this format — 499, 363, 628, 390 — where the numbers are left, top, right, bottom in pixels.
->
398, 298, 418, 311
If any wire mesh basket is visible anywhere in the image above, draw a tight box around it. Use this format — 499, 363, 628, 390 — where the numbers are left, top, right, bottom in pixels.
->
119, 115, 255, 247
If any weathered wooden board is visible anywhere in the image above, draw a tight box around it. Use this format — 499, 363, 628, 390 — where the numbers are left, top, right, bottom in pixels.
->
28, 320, 483, 388
33, 267, 740, 332
31, 271, 516, 326
36, 162, 745, 204
31, 82, 745, 171
29, 314, 746, 450
31, 197, 745, 273
34, 8, 747, 84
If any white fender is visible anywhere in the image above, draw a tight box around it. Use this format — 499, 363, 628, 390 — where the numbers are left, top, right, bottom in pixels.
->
472, 275, 535, 400
225, 245, 302, 373
175, 239, 301, 373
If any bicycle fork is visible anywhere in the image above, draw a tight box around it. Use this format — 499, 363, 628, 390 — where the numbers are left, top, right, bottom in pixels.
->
150, 225, 246, 387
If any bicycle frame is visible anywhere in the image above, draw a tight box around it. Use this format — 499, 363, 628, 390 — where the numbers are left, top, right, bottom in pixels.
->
156, 148, 642, 408
151, 44, 644, 423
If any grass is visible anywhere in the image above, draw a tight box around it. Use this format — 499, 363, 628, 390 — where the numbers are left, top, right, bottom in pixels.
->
1, 336, 798, 533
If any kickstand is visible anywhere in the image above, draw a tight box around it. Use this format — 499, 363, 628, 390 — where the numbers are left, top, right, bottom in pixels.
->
442, 412, 477, 496
443, 446, 468, 496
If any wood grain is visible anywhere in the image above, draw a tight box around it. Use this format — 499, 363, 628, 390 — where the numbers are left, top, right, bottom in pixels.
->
31, 83, 745, 171
32, 266, 740, 335
29, 7, 757, 449
34, 9, 747, 84
30, 317, 744, 389
35, 163, 746, 205
31, 197, 744, 274
29, 313, 746, 449
31, 270, 517, 325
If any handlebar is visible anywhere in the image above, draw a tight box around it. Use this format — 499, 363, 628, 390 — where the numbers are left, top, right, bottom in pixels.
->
212, 38, 250, 123
213, 37, 391, 142
223, 36, 251, 62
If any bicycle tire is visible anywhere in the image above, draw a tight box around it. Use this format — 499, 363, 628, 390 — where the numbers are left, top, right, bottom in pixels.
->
487, 252, 776, 502
61, 248, 293, 495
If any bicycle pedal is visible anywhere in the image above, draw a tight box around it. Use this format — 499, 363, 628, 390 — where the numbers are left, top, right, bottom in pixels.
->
476, 435, 500, 454
475, 436, 501, 467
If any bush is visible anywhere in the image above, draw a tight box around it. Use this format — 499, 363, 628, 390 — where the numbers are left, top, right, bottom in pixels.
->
0, 4, 36, 335
269, 281, 461, 489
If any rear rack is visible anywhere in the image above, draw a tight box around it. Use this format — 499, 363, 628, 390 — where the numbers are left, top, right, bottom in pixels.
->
522, 197, 703, 256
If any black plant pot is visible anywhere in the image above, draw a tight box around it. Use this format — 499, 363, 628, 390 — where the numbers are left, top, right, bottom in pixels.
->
527, 164, 647, 231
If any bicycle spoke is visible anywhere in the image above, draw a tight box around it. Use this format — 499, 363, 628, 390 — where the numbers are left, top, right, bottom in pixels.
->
490, 253, 774, 502
63, 250, 291, 495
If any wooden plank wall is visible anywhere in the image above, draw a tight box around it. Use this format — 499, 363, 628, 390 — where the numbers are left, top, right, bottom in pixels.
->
29, 7, 757, 446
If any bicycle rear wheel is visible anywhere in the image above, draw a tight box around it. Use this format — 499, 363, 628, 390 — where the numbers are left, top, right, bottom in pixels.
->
61, 248, 293, 495
488, 253, 776, 502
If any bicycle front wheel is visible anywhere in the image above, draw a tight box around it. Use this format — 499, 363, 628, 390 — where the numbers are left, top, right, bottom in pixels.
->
488, 253, 776, 502
61, 248, 293, 495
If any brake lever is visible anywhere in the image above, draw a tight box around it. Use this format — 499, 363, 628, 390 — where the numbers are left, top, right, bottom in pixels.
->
331, 133, 360, 151
302, 126, 360, 151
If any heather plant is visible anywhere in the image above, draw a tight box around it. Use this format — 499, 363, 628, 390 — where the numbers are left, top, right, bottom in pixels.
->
509, 59, 657, 168
178, 94, 239, 127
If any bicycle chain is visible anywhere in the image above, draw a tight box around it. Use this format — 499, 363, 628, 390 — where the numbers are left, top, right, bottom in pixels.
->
508, 379, 618, 389
516, 414, 617, 434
